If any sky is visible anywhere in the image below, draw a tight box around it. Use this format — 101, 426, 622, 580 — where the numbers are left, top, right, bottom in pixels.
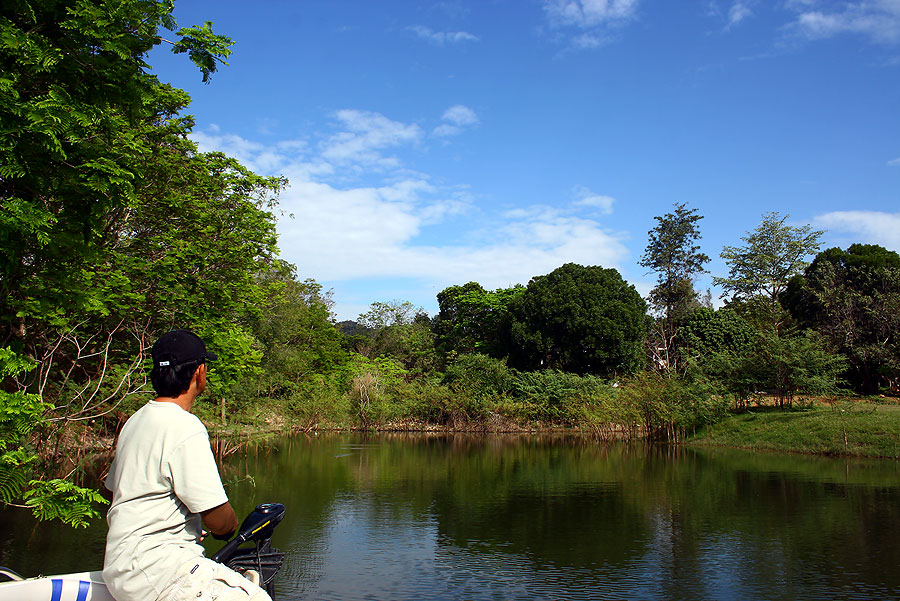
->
149, 0, 900, 321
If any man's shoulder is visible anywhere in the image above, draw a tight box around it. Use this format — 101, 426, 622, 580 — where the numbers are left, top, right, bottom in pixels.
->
124, 401, 208, 437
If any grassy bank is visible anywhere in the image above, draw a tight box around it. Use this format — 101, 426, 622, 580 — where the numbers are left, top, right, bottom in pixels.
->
687, 400, 900, 458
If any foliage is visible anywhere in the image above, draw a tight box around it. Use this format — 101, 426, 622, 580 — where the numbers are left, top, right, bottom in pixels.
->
618, 372, 727, 441
23, 478, 107, 528
2, 0, 282, 421
243, 261, 347, 403
640, 203, 710, 374
0, 347, 105, 526
357, 300, 423, 330
679, 307, 755, 361
342, 354, 408, 428
783, 244, 900, 394
714, 212, 823, 330
640, 203, 709, 320
700, 328, 847, 408
350, 302, 438, 378
1, 0, 234, 339
433, 282, 524, 358
444, 353, 514, 399
507, 263, 648, 376
0, 0, 293, 527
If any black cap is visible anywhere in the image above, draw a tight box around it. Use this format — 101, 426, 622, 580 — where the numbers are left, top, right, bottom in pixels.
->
151, 329, 218, 368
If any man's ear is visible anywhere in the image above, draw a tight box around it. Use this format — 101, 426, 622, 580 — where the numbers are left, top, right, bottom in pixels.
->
192, 363, 207, 389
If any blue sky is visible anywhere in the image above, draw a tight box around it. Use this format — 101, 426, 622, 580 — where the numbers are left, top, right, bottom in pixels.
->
150, 0, 900, 321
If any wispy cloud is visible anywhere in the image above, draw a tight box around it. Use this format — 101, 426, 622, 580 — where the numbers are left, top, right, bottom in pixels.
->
572, 185, 615, 214
409, 25, 479, 45
433, 104, 479, 137
191, 109, 632, 317
544, 0, 641, 28
727, 1, 753, 28
542, 0, 641, 50
787, 0, 900, 44
320, 110, 423, 167
705, 1, 754, 31
814, 210, 900, 250
888, 157, 900, 166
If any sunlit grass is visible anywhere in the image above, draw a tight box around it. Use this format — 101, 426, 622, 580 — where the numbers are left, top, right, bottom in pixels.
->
689, 400, 900, 458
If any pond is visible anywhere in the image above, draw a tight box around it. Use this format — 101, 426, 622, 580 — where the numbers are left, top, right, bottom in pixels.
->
2, 433, 900, 600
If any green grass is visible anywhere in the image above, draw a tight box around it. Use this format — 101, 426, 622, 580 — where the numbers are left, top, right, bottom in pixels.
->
688, 402, 900, 458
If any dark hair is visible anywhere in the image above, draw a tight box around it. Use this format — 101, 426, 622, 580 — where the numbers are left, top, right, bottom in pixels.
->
149, 355, 203, 397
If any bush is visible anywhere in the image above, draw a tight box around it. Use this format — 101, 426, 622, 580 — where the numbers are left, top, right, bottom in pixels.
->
444, 354, 513, 398
618, 372, 728, 441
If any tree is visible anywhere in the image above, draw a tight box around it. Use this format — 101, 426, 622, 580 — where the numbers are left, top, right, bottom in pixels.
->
242, 260, 347, 401
433, 282, 523, 358
0, 0, 280, 525
679, 307, 755, 362
640, 203, 709, 320
639, 203, 709, 373
784, 244, 900, 394
352, 301, 437, 377
1, 0, 233, 343
507, 263, 648, 376
714, 212, 823, 331
357, 300, 424, 330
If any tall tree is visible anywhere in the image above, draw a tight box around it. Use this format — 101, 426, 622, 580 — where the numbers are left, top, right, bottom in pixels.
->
714, 212, 823, 331
507, 263, 648, 376
433, 282, 523, 358
784, 244, 900, 394
1, 0, 233, 343
639, 203, 709, 373
352, 301, 437, 377
0, 0, 279, 526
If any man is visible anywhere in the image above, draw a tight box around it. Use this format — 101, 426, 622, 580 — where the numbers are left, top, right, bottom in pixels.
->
103, 329, 270, 601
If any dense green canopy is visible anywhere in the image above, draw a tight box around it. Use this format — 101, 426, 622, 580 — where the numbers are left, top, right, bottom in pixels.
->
507, 263, 648, 377
784, 244, 900, 394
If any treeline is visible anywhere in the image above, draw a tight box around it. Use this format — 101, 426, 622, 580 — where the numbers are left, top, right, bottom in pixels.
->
2, 1, 899, 526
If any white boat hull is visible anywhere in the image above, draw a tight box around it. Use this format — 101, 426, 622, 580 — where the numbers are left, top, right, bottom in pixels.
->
0, 571, 114, 601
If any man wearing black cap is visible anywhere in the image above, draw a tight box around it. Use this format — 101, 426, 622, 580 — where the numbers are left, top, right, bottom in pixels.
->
102, 330, 270, 601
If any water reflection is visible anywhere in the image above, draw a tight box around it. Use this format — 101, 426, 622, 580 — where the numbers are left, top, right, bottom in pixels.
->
2, 434, 899, 600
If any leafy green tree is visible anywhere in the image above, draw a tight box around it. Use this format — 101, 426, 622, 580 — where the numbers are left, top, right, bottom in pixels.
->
714, 212, 823, 331
1, 0, 233, 342
433, 282, 524, 358
0, 0, 283, 525
679, 307, 755, 362
1, 348, 105, 527
784, 244, 900, 394
507, 263, 648, 376
357, 300, 423, 330
639, 203, 709, 373
352, 301, 438, 378
241, 261, 347, 401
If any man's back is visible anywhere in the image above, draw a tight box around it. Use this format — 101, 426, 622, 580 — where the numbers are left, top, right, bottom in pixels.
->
103, 401, 227, 601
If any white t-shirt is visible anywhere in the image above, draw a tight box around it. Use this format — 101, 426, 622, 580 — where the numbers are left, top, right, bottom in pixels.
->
103, 401, 229, 601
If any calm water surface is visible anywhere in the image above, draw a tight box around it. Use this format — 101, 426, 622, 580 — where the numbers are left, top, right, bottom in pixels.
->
2, 433, 900, 600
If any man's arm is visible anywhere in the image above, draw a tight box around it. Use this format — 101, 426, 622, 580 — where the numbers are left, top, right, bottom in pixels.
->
201, 501, 239, 539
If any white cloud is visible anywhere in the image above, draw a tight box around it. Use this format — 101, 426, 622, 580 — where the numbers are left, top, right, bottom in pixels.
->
433, 105, 479, 137
572, 185, 615, 214
409, 25, 479, 45
788, 0, 900, 44
572, 33, 607, 48
320, 109, 423, 166
544, 0, 641, 28
542, 0, 640, 51
191, 117, 633, 317
442, 105, 479, 126
814, 210, 900, 250
888, 157, 900, 166
728, 2, 753, 28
